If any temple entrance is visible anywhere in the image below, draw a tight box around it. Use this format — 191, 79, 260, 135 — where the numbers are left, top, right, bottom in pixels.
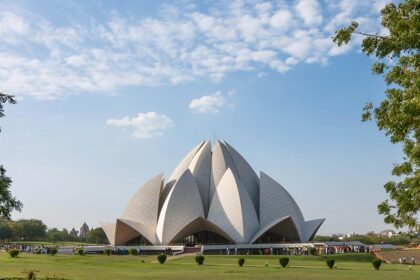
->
173, 231, 232, 245
253, 231, 291, 244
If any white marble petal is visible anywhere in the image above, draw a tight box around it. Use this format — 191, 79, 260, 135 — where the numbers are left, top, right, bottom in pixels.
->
156, 169, 205, 245
259, 171, 305, 241
100, 223, 116, 245
208, 168, 259, 243
188, 140, 212, 215
224, 141, 260, 216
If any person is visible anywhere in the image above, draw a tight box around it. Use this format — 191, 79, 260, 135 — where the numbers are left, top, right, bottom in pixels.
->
226, 247, 229, 255
403, 256, 406, 264
412, 256, 415, 265
399, 256, 402, 264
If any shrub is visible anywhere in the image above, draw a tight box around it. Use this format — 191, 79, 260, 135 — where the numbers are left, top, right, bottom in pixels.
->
157, 254, 167, 264
76, 248, 84, 256
27, 270, 36, 280
195, 255, 205, 265
103, 249, 111, 256
279, 257, 289, 268
129, 248, 138, 256
50, 248, 58, 256
238, 258, 245, 267
309, 247, 317, 255
8, 249, 19, 258
372, 259, 382, 270
326, 259, 335, 269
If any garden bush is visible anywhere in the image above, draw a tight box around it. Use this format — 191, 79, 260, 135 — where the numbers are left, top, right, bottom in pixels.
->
129, 248, 138, 256
326, 259, 335, 269
8, 249, 19, 258
309, 247, 317, 255
50, 248, 58, 256
103, 249, 111, 256
195, 255, 205, 265
27, 270, 36, 280
76, 248, 84, 256
279, 257, 289, 267
238, 258, 245, 267
372, 259, 382, 270
157, 254, 167, 264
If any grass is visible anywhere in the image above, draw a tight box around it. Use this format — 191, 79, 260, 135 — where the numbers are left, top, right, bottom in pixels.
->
0, 253, 418, 279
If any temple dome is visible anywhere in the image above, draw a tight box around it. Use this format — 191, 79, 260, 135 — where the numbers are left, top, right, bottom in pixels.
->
102, 140, 324, 245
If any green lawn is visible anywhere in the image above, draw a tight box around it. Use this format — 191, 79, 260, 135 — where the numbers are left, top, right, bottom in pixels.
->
0, 253, 418, 279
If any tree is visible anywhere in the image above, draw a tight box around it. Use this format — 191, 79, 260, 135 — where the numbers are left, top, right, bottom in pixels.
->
333, 0, 419, 230
0, 92, 22, 219
47, 228, 71, 242
0, 166, 22, 220
86, 228, 109, 244
0, 92, 16, 129
12, 219, 47, 241
0, 219, 12, 240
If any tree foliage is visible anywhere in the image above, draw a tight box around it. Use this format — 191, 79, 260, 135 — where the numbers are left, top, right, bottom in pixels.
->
333, 0, 420, 230
0, 93, 16, 119
0, 218, 108, 243
86, 227, 109, 244
0, 166, 23, 220
47, 227, 71, 242
8, 219, 47, 241
0, 92, 22, 220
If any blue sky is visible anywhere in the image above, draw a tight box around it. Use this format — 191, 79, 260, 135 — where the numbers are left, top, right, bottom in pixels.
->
0, 0, 402, 235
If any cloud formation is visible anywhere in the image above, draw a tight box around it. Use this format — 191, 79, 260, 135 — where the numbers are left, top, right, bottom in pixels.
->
189, 91, 229, 114
107, 112, 174, 138
0, 1, 385, 99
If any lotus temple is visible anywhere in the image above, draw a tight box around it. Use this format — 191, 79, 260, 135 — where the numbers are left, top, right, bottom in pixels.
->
101, 140, 324, 247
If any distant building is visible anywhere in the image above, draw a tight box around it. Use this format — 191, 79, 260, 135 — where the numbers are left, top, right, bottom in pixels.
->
380, 229, 396, 238
79, 222, 90, 238
70, 228, 78, 238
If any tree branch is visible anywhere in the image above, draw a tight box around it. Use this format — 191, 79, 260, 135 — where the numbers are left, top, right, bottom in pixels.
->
354, 30, 389, 39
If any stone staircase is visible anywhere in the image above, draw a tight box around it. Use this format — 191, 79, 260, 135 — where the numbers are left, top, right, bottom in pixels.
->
182, 246, 202, 255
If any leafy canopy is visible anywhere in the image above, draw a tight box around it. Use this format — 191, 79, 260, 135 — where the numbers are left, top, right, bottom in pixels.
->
0, 167, 23, 220
0, 92, 22, 219
0, 93, 16, 132
333, 0, 419, 230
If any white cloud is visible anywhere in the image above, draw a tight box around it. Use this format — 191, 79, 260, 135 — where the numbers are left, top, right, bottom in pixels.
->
189, 91, 228, 114
107, 112, 174, 138
0, 11, 28, 35
0, 1, 384, 99
257, 72, 267, 78
270, 9, 293, 30
295, 0, 323, 26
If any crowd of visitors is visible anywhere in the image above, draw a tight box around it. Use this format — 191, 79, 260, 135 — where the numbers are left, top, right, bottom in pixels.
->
164, 247, 173, 255
222, 246, 313, 256
398, 255, 416, 265
323, 244, 370, 254
0, 243, 52, 254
